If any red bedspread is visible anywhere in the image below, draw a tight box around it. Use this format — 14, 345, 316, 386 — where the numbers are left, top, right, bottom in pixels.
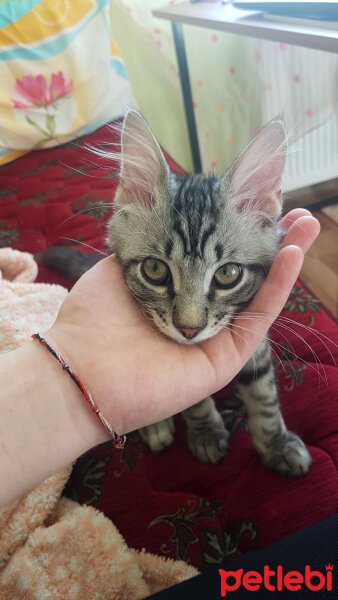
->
1, 124, 337, 570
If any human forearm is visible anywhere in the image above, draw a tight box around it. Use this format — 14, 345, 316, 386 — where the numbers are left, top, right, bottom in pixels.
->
0, 338, 107, 508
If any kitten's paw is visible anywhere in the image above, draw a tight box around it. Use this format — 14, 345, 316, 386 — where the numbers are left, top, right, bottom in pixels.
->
187, 420, 229, 464
139, 417, 175, 452
262, 431, 311, 477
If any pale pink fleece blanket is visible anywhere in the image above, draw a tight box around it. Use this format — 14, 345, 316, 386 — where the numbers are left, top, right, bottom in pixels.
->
0, 248, 197, 599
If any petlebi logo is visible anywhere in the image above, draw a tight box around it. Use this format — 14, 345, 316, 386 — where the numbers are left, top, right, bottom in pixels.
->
218, 564, 334, 596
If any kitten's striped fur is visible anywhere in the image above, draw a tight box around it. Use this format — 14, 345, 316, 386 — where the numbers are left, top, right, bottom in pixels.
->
42, 110, 311, 477
108, 110, 311, 477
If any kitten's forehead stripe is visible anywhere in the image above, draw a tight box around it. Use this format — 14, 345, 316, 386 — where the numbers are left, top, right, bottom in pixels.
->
215, 243, 223, 261
173, 220, 189, 255
200, 224, 216, 257
174, 177, 190, 213
165, 239, 173, 259
171, 174, 219, 259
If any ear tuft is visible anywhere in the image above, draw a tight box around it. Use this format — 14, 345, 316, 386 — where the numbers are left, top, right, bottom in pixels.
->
118, 110, 169, 208
229, 120, 287, 221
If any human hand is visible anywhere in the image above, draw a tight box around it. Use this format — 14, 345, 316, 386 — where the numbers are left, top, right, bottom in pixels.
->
48, 209, 320, 437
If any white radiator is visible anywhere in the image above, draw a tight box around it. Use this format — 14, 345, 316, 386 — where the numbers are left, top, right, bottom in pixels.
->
256, 39, 338, 192
284, 107, 338, 192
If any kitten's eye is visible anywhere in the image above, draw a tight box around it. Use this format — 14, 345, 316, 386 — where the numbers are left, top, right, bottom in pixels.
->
214, 263, 242, 288
142, 258, 170, 285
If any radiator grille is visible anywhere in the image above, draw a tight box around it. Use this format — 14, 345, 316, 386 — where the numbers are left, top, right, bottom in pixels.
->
284, 107, 338, 191
256, 40, 338, 191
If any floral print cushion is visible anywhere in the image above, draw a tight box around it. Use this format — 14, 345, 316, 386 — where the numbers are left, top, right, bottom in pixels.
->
0, 0, 131, 166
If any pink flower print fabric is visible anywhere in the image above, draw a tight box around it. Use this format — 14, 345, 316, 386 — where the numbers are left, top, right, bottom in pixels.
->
12, 72, 73, 109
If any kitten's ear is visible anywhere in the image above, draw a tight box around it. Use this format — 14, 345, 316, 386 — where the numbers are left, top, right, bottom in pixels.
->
226, 120, 287, 221
118, 110, 169, 208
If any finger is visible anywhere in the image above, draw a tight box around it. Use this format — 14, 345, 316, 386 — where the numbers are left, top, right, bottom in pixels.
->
279, 208, 313, 232
282, 215, 320, 254
231, 245, 304, 357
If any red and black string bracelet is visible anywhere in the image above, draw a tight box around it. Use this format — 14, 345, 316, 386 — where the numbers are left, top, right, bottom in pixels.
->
32, 333, 126, 449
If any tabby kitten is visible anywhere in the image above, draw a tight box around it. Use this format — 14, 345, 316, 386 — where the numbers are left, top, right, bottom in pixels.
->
107, 110, 311, 477
43, 110, 311, 477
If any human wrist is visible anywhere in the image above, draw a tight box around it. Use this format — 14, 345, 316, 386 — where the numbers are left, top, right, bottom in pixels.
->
41, 324, 112, 446
0, 339, 108, 507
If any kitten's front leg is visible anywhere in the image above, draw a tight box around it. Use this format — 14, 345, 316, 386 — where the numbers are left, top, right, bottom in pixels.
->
183, 397, 229, 464
236, 338, 311, 477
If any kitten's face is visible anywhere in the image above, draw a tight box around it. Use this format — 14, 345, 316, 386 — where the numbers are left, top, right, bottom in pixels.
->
110, 173, 283, 344
108, 111, 286, 345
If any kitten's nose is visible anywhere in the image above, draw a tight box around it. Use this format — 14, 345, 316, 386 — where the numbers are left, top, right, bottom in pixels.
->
179, 327, 201, 340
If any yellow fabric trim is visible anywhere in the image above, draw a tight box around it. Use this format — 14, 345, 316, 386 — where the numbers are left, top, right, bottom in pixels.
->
0, 0, 93, 48
0, 150, 27, 165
